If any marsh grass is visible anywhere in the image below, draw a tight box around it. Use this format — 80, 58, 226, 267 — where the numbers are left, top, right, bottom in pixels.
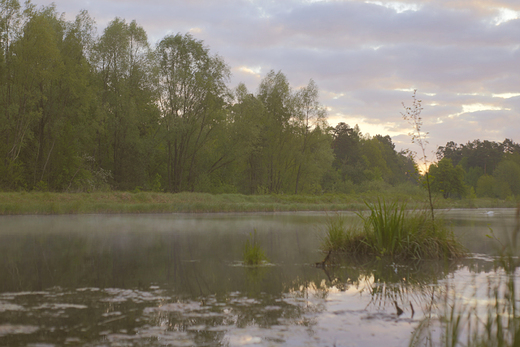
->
322, 198, 466, 259
243, 230, 268, 265
0, 191, 516, 215
410, 205, 520, 347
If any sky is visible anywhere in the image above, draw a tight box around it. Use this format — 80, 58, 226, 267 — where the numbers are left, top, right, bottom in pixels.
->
31, 0, 520, 157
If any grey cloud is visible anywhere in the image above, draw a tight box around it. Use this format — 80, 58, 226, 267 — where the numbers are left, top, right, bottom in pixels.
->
30, 0, 520, 152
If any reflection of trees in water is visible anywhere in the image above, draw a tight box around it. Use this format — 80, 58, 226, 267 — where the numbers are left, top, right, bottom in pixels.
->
409, 269, 520, 346
142, 290, 318, 346
1, 222, 505, 346
308, 255, 488, 318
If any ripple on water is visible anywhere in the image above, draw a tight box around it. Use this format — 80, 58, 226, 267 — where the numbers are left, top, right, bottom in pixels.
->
0, 301, 24, 312
33, 303, 88, 310
0, 324, 39, 337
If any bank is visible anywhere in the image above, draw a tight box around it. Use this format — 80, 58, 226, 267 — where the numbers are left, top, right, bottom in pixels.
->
0, 191, 517, 215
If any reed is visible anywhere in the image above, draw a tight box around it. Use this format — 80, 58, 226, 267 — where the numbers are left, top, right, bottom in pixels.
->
243, 231, 268, 265
322, 198, 466, 259
410, 205, 520, 347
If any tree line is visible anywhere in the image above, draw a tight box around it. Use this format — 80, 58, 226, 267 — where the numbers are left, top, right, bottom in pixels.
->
0, 1, 419, 194
434, 139, 520, 199
2, 2, 516, 197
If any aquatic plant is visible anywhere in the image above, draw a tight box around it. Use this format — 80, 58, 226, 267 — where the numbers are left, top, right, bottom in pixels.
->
410, 205, 520, 347
363, 198, 407, 256
321, 198, 466, 259
321, 214, 351, 252
243, 230, 268, 265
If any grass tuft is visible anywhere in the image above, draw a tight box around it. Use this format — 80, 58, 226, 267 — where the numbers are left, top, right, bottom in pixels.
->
243, 230, 268, 265
322, 198, 466, 260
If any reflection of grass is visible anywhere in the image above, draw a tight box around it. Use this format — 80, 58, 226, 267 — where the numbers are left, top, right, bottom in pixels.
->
410, 270, 520, 347
322, 198, 466, 259
410, 205, 520, 347
325, 256, 455, 316
243, 231, 268, 265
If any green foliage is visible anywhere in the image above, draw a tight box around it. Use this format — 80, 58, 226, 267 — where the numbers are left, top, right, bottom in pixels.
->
320, 214, 358, 252
151, 173, 162, 192
474, 161, 520, 200
429, 158, 467, 199
327, 122, 417, 191
362, 198, 407, 256
476, 174, 495, 198
243, 230, 268, 265
0, 2, 514, 199
322, 198, 466, 259
493, 160, 520, 199
437, 139, 520, 201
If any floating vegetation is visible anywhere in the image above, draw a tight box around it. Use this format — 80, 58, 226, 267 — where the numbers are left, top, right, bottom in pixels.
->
243, 230, 269, 265
321, 198, 466, 260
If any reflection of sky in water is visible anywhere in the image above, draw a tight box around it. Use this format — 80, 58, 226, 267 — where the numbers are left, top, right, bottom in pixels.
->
0, 209, 517, 346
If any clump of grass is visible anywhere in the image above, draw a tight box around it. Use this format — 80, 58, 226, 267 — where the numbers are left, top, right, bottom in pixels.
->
320, 214, 363, 253
321, 198, 466, 260
363, 198, 407, 256
243, 230, 268, 265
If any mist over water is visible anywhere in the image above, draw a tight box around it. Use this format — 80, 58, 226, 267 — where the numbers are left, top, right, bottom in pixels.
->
0, 210, 516, 346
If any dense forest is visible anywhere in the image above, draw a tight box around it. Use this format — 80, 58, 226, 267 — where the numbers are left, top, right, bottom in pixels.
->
0, 1, 518, 198
435, 139, 520, 199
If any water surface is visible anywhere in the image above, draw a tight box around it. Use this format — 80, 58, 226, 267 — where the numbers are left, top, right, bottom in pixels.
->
0, 209, 516, 346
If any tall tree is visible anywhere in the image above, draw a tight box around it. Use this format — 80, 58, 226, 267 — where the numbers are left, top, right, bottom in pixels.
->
157, 33, 229, 192
293, 79, 330, 194
256, 70, 297, 193
429, 158, 466, 199
0, 0, 24, 188
207, 83, 265, 194
93, 18, 158, 189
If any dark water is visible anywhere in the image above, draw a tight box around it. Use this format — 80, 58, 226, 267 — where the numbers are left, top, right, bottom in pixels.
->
0, 209, 517, 346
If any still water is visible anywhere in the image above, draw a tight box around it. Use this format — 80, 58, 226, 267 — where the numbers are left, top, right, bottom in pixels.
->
0, 209, 517, 346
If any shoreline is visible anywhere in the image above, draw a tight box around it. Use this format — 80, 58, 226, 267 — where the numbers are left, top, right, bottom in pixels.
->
0, 191, 517, 215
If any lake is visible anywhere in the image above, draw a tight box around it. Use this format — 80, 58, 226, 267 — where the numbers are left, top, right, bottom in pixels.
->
0, 208, 518, 346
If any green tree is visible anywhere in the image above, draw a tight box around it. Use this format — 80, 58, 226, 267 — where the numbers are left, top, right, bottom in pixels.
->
329, 123, 364, 185
492, 160, 520, 199
93, 18, 158, 190
156, 33, 229, 192
292, 79, 331, 194
429, 158, 466, 199
361, 137, 389, 182
256, 70, 296, 193
213, 83, 265, 194
476, 174, 495, 198
0, 0, 24, 188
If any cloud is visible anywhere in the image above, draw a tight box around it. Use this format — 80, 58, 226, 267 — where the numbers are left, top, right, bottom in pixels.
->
30, 0, 520, 153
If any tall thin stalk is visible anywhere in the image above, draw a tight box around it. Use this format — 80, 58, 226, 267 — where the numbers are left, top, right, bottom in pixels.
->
401, 90, 435, 224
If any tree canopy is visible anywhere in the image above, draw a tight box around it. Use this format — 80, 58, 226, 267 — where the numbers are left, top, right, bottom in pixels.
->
1, 1, 516, 198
